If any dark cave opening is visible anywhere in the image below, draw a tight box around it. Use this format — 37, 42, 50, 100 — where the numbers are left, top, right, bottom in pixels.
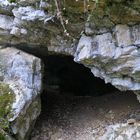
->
42, 54, 118, 97
30, 54, 140, 140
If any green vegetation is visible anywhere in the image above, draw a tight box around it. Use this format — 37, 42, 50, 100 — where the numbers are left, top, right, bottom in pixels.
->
0, 133, 6, 140
0, 134, 6, 140
8, 0, 16, 3
0, 83, 14, 130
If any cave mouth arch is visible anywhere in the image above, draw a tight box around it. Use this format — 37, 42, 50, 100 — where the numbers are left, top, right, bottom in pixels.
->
42, 54, 118, 97
30, 54, 140, 140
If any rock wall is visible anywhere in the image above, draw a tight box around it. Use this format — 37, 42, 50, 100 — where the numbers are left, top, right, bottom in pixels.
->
0, 47, 42, 140
0, 0, 139, 98
74, 24, 140, 96
100, 122, 140, 140
0, 0, 139, 54
0, 0, 140, 139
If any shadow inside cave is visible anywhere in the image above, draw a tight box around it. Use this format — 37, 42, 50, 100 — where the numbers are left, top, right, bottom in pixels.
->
30, 54, 140, 140
42, 54, 118, 97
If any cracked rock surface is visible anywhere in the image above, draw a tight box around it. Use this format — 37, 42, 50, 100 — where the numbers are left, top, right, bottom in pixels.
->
74, 24, 140, 101
0, 47, 42, 140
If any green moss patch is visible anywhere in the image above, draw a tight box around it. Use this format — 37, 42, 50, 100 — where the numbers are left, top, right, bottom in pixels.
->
0, 133, 6, 140
0, 83, 14, 130
7, 0, 16, 3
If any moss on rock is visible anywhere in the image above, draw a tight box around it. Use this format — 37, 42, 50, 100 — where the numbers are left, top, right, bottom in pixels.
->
0, 83, 14, 130
8, 0, 16, 2
0, 133, 6, 140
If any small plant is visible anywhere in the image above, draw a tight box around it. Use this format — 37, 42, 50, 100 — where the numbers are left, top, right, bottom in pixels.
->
53, 0, 99, 37
0, 133, 5, 140
0, 83, 14, 130
54, 0, 69, 36
8, 0, 16, 3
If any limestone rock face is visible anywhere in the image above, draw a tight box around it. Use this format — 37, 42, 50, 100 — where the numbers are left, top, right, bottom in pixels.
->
74, 24, 140, 101
0, 0, 139, 54
100, 122, 140, 140
0, 47, 42, 140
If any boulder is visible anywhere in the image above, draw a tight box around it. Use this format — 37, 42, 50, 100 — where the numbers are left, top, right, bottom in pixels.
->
0, 47, 42, 140
100, 122, 140, 140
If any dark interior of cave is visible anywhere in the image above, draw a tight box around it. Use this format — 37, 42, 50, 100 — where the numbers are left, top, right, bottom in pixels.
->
42, 54, 118, 97
30, 54, 140, 140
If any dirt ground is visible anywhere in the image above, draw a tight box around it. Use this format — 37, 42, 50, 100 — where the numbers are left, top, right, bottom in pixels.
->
30, 91, 140, 140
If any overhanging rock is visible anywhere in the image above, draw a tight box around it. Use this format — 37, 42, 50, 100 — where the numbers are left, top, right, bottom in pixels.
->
0, 0, 140, 101
74, 24, 140, 102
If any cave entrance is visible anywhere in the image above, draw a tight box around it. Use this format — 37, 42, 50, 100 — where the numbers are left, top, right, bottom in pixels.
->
30, 54, 140, 140
43, 54, 118, 97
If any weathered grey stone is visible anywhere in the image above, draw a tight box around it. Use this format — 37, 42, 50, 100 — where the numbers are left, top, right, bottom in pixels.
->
0, 0, 139, 48
100, 122, 140, 140
74, 25, 140, 102
115, 25, 132, 47
0, 47, 42, 140
131, 24, 140, 46
0, 14, 13, 30
12, 6, 46, 21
